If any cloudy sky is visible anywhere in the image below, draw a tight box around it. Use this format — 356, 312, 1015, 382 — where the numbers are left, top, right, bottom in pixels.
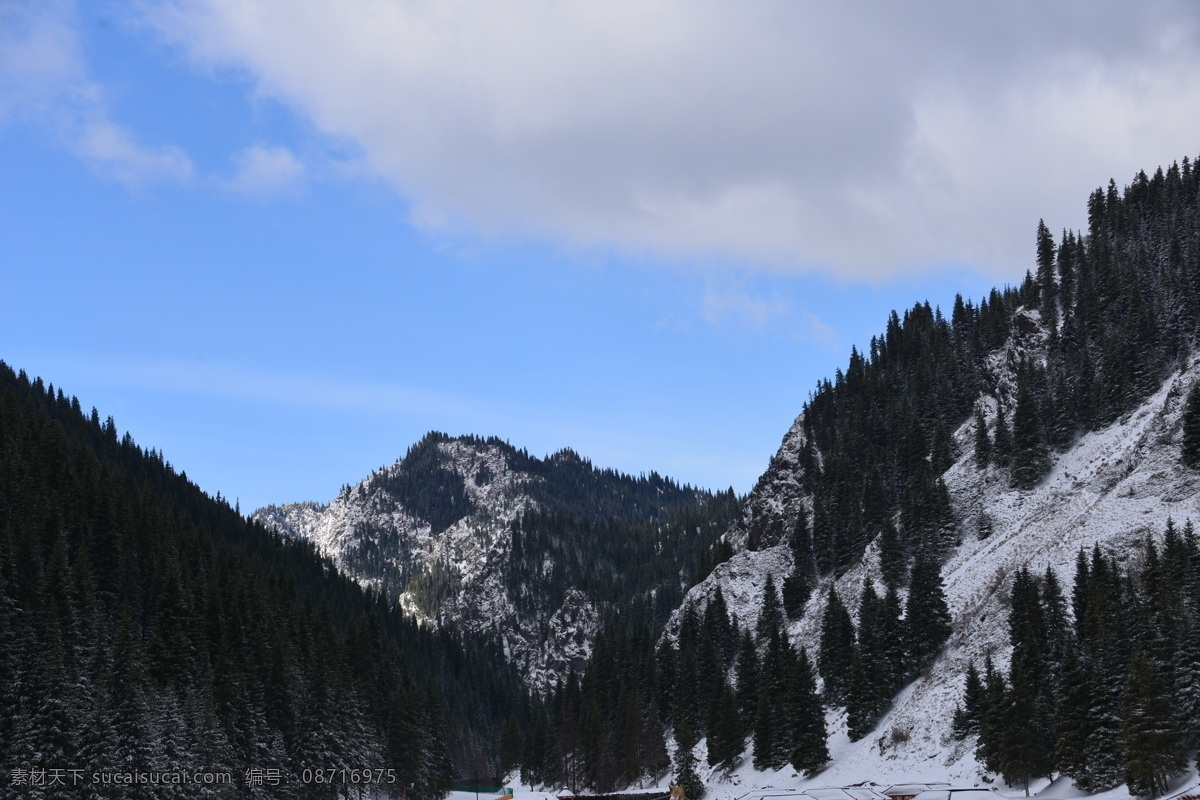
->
3, 0, 1199, 510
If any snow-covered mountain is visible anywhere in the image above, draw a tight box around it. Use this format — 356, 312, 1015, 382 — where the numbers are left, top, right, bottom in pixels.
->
670, 306, 1200, 787
254, 433, 731, 689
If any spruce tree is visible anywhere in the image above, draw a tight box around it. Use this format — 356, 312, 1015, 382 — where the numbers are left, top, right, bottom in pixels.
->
1036, 219, 1058, 326
733, 631, 759, 730
975, 656, 1007, 775
878, 520, 906, 591
974, 409, 991, 469
993, 405, 1013, 468
1182, 383, 1200, 469
951, 661, 983, 739
706, 680, 742, 773
1121, 653, 1187, 797
1011, 368, 1051, 489
904, 551, 951, 673
1000, 646, 1054, 794
782, 570, 811, 621
752, 629, 793, 771
1053, 642, 1096, 789
789, 648, 829, 777
878, 584, 906, 695
818, 588, 856, 705
673, 720, 705, 800
756, 574, 784, 644
845, 647, 875, 742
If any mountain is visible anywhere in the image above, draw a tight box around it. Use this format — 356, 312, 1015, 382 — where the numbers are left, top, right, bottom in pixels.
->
519, 157, 1200, 796
254, 433, 739, 689
672, 313, 1200, 784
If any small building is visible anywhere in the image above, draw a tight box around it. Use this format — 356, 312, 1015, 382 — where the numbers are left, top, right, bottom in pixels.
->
883, 784, 951, 800
735, 788, 888, 800
909, 788, 1005, 800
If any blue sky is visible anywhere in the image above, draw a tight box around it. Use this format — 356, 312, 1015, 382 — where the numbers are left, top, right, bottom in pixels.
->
3, 1, 1198, 511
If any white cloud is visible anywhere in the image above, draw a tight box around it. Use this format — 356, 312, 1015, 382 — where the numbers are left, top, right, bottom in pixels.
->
142, 1, 1200, 278
0, 0, 193, 186
225, 144, 305, 197
699, 281, 790, 332
74, 117, 193, 185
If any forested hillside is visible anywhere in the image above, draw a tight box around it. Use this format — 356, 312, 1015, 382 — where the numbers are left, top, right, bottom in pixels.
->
257, 433, 739, 690
0, 363, 525, 797
551, 154, 1200, 793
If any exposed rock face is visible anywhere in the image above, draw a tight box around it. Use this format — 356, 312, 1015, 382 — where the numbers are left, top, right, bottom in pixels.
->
255, 433, 709, 690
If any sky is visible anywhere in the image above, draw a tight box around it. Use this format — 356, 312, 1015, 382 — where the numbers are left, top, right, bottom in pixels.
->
3, 0, 1200, 512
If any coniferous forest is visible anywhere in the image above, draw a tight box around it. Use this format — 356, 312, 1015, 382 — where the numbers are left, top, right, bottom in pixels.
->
0, 362, 525, 798
515, 154, 1200, 793
958, 523, 1200, 797
7, 152, 1200, 797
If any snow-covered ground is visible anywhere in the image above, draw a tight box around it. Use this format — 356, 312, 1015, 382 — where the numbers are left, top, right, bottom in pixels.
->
671, 334, 1200, 790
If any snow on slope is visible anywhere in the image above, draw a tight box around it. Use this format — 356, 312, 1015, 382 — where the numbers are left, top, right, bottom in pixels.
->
254, 438, 600, 689
671, 313, 1200, 789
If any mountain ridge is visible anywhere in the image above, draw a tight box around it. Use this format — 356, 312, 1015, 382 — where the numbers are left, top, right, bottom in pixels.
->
254, 432, 736, 689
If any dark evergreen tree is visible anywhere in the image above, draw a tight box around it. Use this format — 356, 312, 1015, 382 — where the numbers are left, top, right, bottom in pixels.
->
993, 405, 1013, 469
733, 631, 759, 730
1053, 642, 1097, 789
755, 574, 784, 644
1011, 367, 1051, 489
1121, 653, 1187, 797
878, 520, 906, 592
706, 680, 742, 773
1182, 383, 1200, 469
788, 648, 829, 777
904, 551, 951, 673
817, 588, 855, 705
975, 656, 1007, 775
951, 661, 983, 739
1035, 219, 1058, 323
673, 720, 705, 800
844, 648, 875, 743
752, 627, 793, 771
782, 570, 812, 620
974, 409, 992, 469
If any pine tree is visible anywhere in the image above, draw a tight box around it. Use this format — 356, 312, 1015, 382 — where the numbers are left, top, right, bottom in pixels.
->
673, 607, 703, 735
952, 661, 983, 739
1121, 653, 1187, 797
706, 680, 742, 773
782, 570, 811, 620
1036, 219, 1058, 326
878, 520, 906, 591
733, 631, 759, 730
756, 574, 783, 644
974, 409, 991, 469
1011, 368, 1051, 489
975, 656, 1007, 775
1000, 646, 1054, 794
788, 648, 828, 777
904, 551, 951, 673
753, 628, 793, 771
673, 720, 705, 800
845, 647, 875, 742
1053, 642, 1096, 789
846, 579, 887, 740
993, 405, 1013, 469
818, 588, 855, 705
878, 584, 906, 696
1182, 383, 1200, 468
